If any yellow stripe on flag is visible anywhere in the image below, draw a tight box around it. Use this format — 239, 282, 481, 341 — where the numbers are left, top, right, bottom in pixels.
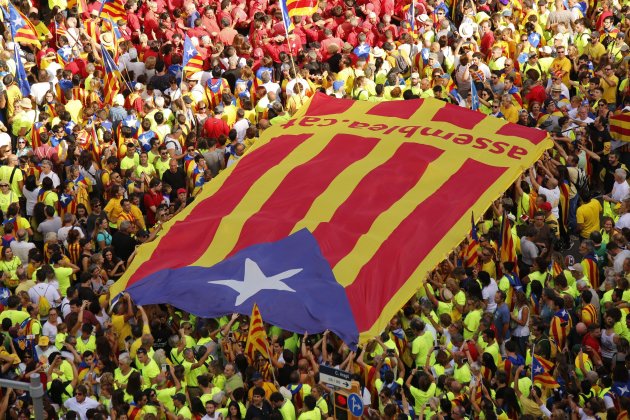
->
192, 136, 334, 267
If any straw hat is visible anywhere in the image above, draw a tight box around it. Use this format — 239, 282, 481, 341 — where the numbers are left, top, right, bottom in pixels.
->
372, 46, 385, 58
99, 32, 115, 49
19, 98, 32, 109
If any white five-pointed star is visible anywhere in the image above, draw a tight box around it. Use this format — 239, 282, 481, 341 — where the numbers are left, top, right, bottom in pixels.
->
12, 17, 22, 27
534, 365, 543, 374
618, 385, 629, 395
209, 258, 302, 306
186, 47, 196, 58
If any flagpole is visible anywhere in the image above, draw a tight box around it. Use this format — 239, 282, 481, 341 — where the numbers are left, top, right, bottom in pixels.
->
264, 340, 279, 386
279, 6, 300, 87
411, 1, 415, 33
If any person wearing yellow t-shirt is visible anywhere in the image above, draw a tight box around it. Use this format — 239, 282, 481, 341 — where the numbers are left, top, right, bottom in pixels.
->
297, 395, 321, 420
576, 195, 602, 240
270, 392, 296, 420
114, 353, 137, 390
411, 319, 434, 367
104, 186, 124, 229
599, 66, 618, 106
479, 329, 501, 367
0, 296, 29, 325
0, 182, 18, 213
500, 93, 521, 123
120, 144, 140, 178
137, 347, 160, 387
406, 368, 437, 414
111, 293, 135, 349
182, 346, 213, 398
463, 300, 484, 340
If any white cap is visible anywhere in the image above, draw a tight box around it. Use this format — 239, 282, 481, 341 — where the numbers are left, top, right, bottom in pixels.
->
0, 133, 10, 148
114, 94, 125, 106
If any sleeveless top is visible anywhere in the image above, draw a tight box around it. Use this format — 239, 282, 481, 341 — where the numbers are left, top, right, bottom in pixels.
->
512, 305, 530, 337
601, 329, 617, 359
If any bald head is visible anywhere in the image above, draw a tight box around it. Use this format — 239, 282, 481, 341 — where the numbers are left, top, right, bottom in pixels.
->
575, 322, 587, 335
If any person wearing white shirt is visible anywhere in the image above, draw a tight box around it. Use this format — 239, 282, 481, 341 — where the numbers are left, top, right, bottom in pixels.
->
480, 272, 498, 313
38, 160, 60, 188
10, 230, 35, 268
530, 168, 561, 219
232, 109, 250, 143
63, 385, 99, 420
604, 168, 630, 205
28, 275, 61, 311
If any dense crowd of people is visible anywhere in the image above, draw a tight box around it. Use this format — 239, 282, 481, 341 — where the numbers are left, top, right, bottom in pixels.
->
0, 0, 627, 418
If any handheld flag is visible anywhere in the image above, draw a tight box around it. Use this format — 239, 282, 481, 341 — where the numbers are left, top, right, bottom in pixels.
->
532, 355, 559, 388
470, 78, 480, 111
499, 212, 516, 266
245, 303, 270, 362
5, 4, 41, 49
99, 0, 126, 22
182, 35, 204, 75
406, 3, 416, 32
610, 112, 630, 142
280, 0, 319, 33
67, 0, 88, 15
13, 43, 31, 96
101, 45, 121, 105
462, 213, 479, 268
528, 32, 541, 48
111, 93, 552, 345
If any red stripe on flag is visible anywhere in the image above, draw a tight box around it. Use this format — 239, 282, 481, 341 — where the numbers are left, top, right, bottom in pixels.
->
128, 134, 313, 286
496, 123, 548, 145
432, 103, 485, 130
227, 134, 379, 257
366, 99, 424, 119
250, 326, 265, 335
313, 143, 443, 267
345, 159, 507, 331
611, 113, 630, 123
304, 95, 354, 116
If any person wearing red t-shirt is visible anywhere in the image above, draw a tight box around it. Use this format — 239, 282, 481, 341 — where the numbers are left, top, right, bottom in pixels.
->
524, 69, 547, 105
143, 178, 165, 227
480, 20, 495, 59
124, 3, 141, 42
201, 6, 221, 36
203, 110, 230, 139
144, 3, 161, 41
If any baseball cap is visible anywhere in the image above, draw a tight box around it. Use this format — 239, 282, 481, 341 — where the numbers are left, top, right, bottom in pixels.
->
38, 336, 50, 346
177, 188, 187, 195
411, 72, 420, 79
539, 202, 552, 212
251, 372, 263, 381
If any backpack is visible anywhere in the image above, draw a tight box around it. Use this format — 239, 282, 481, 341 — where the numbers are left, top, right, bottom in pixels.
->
392, 52, 410, 75
89, 168, 106, 197
574, 167, 590, 198
353, 89, 367, 100
34, 285, 52, 317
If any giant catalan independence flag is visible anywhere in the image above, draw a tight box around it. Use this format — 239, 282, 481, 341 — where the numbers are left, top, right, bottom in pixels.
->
111, 93, 551, 347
